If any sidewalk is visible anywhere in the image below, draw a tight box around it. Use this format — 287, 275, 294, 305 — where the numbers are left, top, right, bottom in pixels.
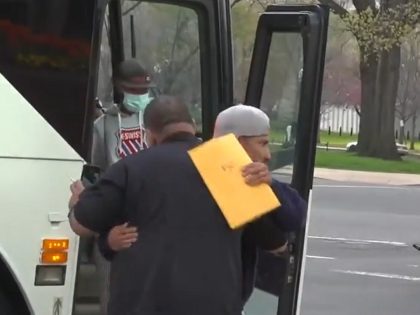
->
314, 168, 420, 186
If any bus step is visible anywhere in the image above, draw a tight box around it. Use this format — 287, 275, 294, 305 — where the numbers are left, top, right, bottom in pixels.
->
73, 263, 101, 315
73, 297, 100, 315
74, 263, 100, 299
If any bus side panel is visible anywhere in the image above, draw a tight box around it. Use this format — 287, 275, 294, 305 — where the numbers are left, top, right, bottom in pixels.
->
0, 0, 96, 159
0, 158, 83, 315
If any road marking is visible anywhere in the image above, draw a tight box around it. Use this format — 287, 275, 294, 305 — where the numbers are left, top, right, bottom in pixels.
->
314, 185, 409, 189
307, 255, 335, 260
308, 235, 408, 247
408, 264, 419, 268
333, 269, 420, 281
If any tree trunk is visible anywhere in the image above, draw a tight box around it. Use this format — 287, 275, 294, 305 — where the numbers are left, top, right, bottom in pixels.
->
378, 47, 401, 159
358, 47, 401, 160
357, 52, 377, 154
410, 111, 417, 150
398, 124, 405, 144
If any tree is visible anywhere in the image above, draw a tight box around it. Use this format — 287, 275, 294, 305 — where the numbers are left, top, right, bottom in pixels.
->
318, 0, 420, 160
231, 0, 307, 138
321, 14, 360, 109
396, 35, 420, 149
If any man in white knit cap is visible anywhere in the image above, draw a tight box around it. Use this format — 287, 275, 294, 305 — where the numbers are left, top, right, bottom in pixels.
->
213, 104, 306, 305
214, 103, 272, 164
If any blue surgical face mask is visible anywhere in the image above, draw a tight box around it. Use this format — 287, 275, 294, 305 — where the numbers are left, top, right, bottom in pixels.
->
123, 92, 152, 113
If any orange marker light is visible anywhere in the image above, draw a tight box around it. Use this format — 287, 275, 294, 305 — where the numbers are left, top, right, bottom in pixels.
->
42, 239, 69, 251
41, 251, 68, 264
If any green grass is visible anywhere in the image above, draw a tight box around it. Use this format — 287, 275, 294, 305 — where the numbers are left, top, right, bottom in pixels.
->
413, 142, 420, 151
315, 149, 420, 174
270, 130, 286, 143
270, 129, 420, 152
319, 131, 357, 147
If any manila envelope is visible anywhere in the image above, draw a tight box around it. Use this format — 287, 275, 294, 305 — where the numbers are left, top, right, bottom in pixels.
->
188, 133, 281, 229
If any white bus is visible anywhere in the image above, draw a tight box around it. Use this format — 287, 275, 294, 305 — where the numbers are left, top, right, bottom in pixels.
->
0, 1, 328, 314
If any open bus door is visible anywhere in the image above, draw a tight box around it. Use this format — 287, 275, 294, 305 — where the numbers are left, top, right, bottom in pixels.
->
0, 0, 328, 313
74, 1, 328, 314
243, 5, 329, 315
74, 0, 234, 313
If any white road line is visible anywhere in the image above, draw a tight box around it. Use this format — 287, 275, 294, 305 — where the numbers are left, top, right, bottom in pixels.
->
308, 235, 408, 247
408, 265, 419, 268
296, 190, 313, 315
307, 255, 335, 260
314, 185, 408, 189
333, 269, 420, 281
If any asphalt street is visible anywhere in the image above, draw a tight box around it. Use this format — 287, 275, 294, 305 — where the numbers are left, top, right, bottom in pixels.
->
244, 179, 420, 315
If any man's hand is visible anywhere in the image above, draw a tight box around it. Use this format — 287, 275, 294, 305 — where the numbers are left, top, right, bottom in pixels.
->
107, 223, 138, 251
242, 162, 272, 186
69, 180, 85, 209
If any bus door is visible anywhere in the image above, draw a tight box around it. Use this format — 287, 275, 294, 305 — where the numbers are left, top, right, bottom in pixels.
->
79, 1, 329, 315
74, 0, 234, 313
243, 5, 329, 315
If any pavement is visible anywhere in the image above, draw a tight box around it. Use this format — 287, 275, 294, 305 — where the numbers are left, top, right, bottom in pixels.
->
300, 182, 420, 315
274, 165, 420, 186
244, 179, 420, 315
312, 144, 420, 186
313, 168, 420, 186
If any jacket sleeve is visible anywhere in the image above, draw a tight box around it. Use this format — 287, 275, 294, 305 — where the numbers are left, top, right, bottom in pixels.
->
268, 180, 307, 232
244, 216, 288, 251
97, 232, 116, 261
91, 117, 107, 171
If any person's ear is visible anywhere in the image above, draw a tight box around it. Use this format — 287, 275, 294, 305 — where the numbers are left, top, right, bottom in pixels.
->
145, 129, 158, 146
238, 136, 246, 146
191, 120, 198, 134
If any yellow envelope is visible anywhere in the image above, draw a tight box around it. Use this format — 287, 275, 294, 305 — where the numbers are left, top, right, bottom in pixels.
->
188, 133, 281, 229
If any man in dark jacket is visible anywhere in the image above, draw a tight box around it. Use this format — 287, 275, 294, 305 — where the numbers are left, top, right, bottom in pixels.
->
91, 103, 307, 309
68, 96, 280, 315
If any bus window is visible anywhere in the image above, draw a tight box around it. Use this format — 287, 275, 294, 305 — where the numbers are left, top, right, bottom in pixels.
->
243, 6, 329, 315
0, 0, 95, 157
261, 33, 303, 183
242, 31, 303, 315
120, 1, 202, 132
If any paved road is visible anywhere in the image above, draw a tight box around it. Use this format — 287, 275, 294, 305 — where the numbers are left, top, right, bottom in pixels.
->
244, 180, 420, 315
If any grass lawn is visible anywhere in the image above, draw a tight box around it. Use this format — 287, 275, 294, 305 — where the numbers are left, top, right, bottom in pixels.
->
315, 149, 420, 174
270, 129, 420, 152
319, 131, 420, 152
270, 130, 286, 143
319, 130, 357, 147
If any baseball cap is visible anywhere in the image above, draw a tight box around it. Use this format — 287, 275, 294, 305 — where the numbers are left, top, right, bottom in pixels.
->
116, 59, 156, 89
213, 104, 270, 137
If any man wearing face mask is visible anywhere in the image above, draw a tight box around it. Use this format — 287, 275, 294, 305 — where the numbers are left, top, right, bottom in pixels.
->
90, 59, 155, 314
92, 59, 156, 171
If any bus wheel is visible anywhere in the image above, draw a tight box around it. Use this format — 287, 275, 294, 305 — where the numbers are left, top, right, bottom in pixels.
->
0, 287, 14, 315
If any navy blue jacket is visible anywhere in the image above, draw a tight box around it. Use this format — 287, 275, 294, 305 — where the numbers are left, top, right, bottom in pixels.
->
241, 180, 306, 304
76, 133, 244, 314
97, 177, 306, 305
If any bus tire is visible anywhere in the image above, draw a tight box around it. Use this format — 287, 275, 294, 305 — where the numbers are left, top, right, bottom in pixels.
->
0, 287, 14, 315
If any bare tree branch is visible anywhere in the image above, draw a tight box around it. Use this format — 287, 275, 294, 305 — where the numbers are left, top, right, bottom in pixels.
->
317, 0, 349, 17
231, 0, 243, 8
123, 2, 142, 16
353, 0, 377, 14
165, 46, 200, 91
255, 0, 266, 9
